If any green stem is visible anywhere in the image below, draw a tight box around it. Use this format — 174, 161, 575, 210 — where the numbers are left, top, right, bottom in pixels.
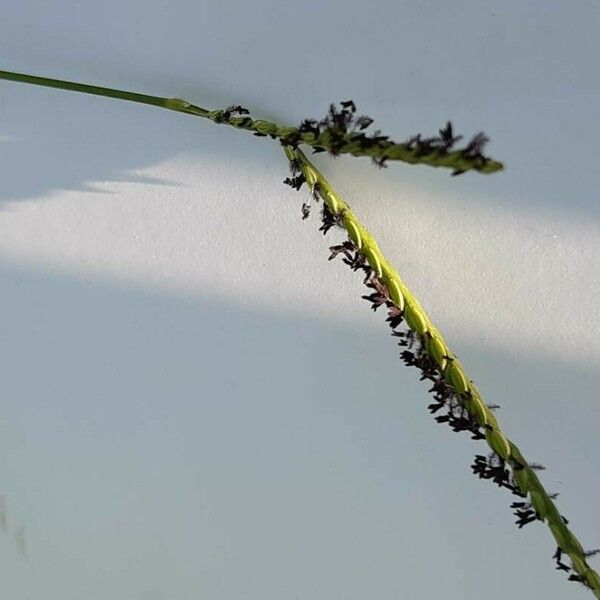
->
0, 69, 210, 116
286, 145, 600, 598
0, 68, 503, 174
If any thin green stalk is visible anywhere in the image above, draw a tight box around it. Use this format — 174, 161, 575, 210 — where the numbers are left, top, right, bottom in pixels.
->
285, 145, 600, 597
0, 69, 210, 115
0, 68, 503, 175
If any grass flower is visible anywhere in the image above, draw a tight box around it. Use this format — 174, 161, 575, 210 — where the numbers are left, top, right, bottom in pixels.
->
283, 146, 600, 596
1, 66, 598, 597
0, 69, 502, 175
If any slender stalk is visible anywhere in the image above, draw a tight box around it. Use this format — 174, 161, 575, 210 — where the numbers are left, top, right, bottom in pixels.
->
285, 145, 600, 597
0, 68, 503, 174
0, 69, 210, 116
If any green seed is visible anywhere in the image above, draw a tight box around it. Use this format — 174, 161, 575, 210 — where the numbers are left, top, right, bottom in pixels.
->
277, 126, 297, 137
529, 490, 548, 519
565, 530, 586, 556
513, 469, 530, 495
549, 522, 585, 556
404, 302, 428, 334
345, 219, 362, 250
467, 394, 488, 426
445, 360, 468, 394
253, 119, 277, 135
323, 188, 341, 213
570, 555, 588, 575
486, 428, 511, 460
482, 407, 499, 431
549, 522, 569, 550
387, 278, 405, 311
428, 335, 447, 369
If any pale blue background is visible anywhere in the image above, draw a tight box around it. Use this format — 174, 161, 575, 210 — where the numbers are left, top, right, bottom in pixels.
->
1, 2, 599, 599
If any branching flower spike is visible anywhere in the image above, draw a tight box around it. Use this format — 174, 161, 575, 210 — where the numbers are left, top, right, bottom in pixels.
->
0, 69, 502, 175
283, 145, 600, 598
2, 65, 597, 597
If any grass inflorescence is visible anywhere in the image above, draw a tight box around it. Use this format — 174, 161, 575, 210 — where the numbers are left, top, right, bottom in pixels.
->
2, 65, 598, 597
283, 145, 600, 597
182, 99, 501, 175
0, 69, 502, 175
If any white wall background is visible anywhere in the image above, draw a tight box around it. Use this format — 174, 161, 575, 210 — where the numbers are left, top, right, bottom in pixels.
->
1, 1, 599, 598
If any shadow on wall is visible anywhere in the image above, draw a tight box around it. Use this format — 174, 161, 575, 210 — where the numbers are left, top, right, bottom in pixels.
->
1, 261, 598, 600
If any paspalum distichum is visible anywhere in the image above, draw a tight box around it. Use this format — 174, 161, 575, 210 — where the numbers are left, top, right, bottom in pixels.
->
1, 67, 598, 598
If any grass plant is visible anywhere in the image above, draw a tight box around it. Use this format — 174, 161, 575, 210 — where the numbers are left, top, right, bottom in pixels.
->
1, 67, 598, 597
